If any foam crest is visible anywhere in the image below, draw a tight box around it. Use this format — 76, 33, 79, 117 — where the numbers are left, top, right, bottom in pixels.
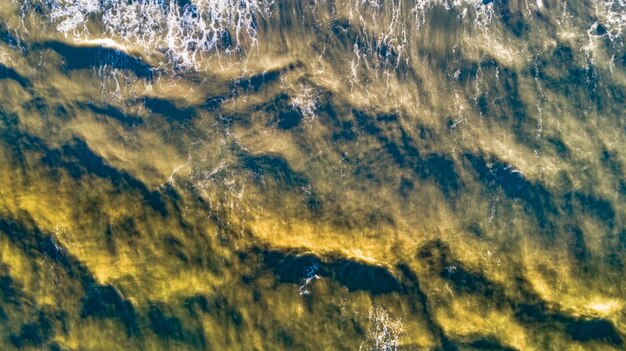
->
410, 0, 494, 27
597, 0, 626, 42
360, 306, 404, 351
24, 0, 274, 68
22, 0, 500, 71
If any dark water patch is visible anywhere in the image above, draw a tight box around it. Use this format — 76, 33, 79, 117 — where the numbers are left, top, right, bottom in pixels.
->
261, 249, 403, 295
554, 45, 575, 64
353, 109, 384, 136
331, 118, 358, 141
592, 22, 608, 36
328, 259, 402, 295
601, 148, 626, 195
605, 83, 626, 113
276, 328, 297, 348
41, 138, 168, 216
0, 268, 68, 347
0, 219, 88, 347
415, 154, 461, 194
146, 302, 208, 348
81, 285, 139, 336
0, 228, 103, 348
0, 275, 21, 306
19, 96, 72, 121
464, 153, 556, 225
464, 154, 538, 199
315, 95, 359, 143
0, 217, 79, 280
466, 221, 484, 237
144, 97, 195, 122
0, 215, 143, 340
229, 61, 304, 96
545, 136, 570, 157
202, 95, 226, 111
567, 319, 623, 344
564, 192, 616, 227
0, 63, 30, 88
8, 311, 52, 348
240, 153, 309, 190
39, 41, 153, 79
450, 60, 481, 85
38, 235, 76, 273
399, 177, 414, 197
22, 96, 48, 114
352, 109, 461, 194
261, 251, 322, 285
163, 235, 190, 264
148, 305, 181, 338
175, 0, 193, 9
417, 240, 624, 348
161, 181, 182, 204
184, 295, 210, 317
330, 20, 358, 50
0, 23, 21, 48
396, 263, 458, 351
83, 102, 144, 127
417, 240, 505, 301
329, 19, 413, 75
106, 217, 142, 253
472, 64, 538, 148
0, 111, 49, 169
512, 276, 624, 346
475, 94, 490, 118
495, 2, 528, 37
568, 225, 591, 265
105, 222, 116, 255
209, 295, 243, 328
604, 229, 626, 270
441, 263, 499, 299
229, 63, 304, 96
418, 125, 436, 142
466, 153, 617, 233
264, 94, 303, 130
231, 69, 282, 93
218, 30, 234, 51
462, 336, 518, 351
514, 302, 624, 346
49, 342, 66, 351
536, 45, 616, 114
499, 69, 536, 148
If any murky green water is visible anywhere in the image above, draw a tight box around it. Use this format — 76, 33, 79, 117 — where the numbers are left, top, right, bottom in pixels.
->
0, 0, 624, 350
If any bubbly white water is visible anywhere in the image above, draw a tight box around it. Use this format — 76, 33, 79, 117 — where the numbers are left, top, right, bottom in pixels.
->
16, 0, 500, 70
360, 306, 404, 351
20, 0, 275, 67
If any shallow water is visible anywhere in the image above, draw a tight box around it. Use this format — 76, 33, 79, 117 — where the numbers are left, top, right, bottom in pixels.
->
0, 0, 624, 350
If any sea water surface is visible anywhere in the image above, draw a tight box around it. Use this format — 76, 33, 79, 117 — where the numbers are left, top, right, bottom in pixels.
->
0, 0, 624, 350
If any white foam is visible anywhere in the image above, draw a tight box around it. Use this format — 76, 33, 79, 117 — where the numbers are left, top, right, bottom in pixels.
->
26, 0, 274, 68
360, 306, 404, 351
596, 0, 626, 42
77, 38, 128, 51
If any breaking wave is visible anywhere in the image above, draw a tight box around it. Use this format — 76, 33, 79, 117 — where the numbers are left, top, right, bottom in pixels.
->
16, 0, 500, 69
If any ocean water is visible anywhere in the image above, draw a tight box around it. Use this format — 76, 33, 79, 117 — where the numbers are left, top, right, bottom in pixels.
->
0, 0, 624, 350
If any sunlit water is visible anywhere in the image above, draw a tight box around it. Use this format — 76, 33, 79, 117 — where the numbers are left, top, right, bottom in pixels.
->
0, 0, 624, 350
